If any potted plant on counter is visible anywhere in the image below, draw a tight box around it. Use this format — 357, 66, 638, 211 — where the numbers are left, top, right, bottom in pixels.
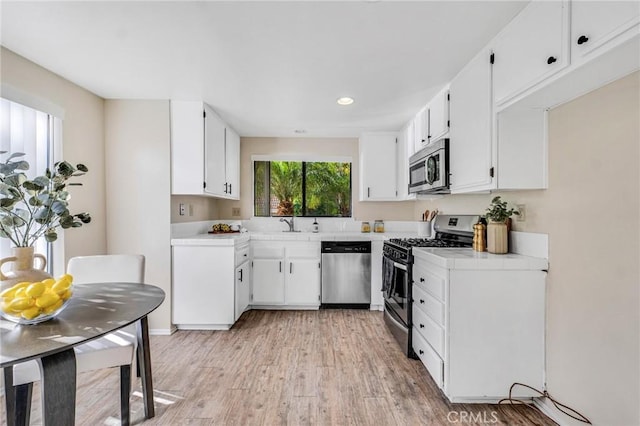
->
484, 196, 519, 254
0, 151, 91, 287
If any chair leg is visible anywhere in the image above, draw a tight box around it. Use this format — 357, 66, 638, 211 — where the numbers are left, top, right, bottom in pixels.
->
120, 365, 131, 426
135, 350, 141, 378
4, 368, 32, 426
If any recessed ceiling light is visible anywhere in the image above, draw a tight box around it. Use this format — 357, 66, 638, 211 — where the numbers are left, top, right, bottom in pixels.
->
336, 97, 355, 106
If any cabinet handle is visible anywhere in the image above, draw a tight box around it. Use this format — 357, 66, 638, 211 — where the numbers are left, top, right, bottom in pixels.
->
547, 56, 557, 65
224, 182, 228, 193
243, 253, 248, 257
367, 187, 370, 198
577, 35, 589, 45
420, 299, 425, 304
279, 261, 282, 273
239, 269, 243, 282
229, 183, 232, 194
419, 349, 424, 355
290, 262, 293, 274
419, 323, 425, 329
419, 277, 425, 282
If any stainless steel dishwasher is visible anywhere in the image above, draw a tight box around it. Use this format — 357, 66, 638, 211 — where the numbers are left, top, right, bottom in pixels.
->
321, 241, 371, 308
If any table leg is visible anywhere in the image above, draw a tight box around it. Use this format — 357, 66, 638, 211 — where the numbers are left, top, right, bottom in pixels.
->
3, 367, 32, 426
38, 349, 76, 425
136, 316, 155, 419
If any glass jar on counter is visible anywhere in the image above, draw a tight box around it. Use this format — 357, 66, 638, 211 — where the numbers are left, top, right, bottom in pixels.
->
361, 221, 371, 233
374, 220, 385, 233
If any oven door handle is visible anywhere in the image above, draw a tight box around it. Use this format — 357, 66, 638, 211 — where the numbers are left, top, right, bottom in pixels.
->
393, 262, 408, 271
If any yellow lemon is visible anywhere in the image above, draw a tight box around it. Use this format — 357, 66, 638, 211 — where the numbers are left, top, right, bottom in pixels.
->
21, 306, 42, 320
60, 289, 73, 301
14, 287, 28, 299
8, 297, 34, 311
42, 278, 56, 288
1, 301, 19, 315
42, 299, 63, 314
35, 292, 60, 308
52, 278, 72, 294
26, 282, 46, 298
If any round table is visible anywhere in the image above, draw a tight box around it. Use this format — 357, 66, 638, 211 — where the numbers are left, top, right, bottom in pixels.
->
1, 282, 165, 426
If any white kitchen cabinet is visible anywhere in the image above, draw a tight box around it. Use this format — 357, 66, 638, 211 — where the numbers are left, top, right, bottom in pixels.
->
370, 240, 384, 310
235, 260, 250, 321
285, 258, 321, 305
413, 105, 429, 153
359, 132, 398, 201
449, 48, 494, 193
426, 86, 450, 142
252, 258, 285, 305
492, 0, 569, 107
571, 1, 640, 63
172, 244, 236, 329
395, 122, 414, 200
412, 249, 546, 402
251, 241, 320, 308
171, 100, 240, 200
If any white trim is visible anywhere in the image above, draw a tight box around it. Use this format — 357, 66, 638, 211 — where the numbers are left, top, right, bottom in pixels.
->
1, 83, 65, 119
509, 231, 549, 259
533, 398, 568, 426
149, 327, 177, 336
251, 154, 352, 163
175, 324, 232, 331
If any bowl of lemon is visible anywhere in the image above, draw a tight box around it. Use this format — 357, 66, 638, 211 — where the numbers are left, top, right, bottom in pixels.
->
0, 274, 74, 325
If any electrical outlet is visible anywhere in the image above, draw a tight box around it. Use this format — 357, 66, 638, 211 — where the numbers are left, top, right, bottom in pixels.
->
516, 204, 526, 222
232, 207, 241, 217
179, 203, 186, 216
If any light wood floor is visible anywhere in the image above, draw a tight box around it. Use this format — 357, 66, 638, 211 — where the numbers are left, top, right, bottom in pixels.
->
4, 310, 557, 425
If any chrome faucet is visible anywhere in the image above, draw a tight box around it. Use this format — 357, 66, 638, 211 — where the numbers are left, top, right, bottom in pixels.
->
279, 216, 295, 232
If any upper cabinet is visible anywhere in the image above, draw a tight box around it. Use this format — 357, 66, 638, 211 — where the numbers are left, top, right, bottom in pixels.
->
359, 132, 398, 201
570, 1, 640, 63
171, 100, 240, 200
449, 48, 494, 193
397, 122, 415, 200
413, 105, 429, 153
492, 0, 569, 108
427, 86, 450, 143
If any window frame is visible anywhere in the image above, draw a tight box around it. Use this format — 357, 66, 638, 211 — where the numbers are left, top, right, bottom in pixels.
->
251, 155, 353, 218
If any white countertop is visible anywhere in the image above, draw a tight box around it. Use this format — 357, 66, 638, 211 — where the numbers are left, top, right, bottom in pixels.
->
412, 247, 548, 270
171, 231, 421, 246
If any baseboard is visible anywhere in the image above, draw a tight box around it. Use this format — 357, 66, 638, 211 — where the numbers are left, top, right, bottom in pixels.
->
370, 304, 383, 311
533, 397, 567, 426
149, 326, 177, 335
175, 324, 231, 331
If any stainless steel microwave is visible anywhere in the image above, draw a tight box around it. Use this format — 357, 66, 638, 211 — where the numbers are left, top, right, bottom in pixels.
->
408, 138, 450, 194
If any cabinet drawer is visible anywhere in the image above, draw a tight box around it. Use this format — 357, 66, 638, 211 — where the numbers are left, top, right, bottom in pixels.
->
413, 305, 445, 358
235, 245, 250, 266
285, 243, 320, 259
252, 242, 285, 259
412, 329, 444, 389
413, 266, 446, 302
413, 284, 445, 327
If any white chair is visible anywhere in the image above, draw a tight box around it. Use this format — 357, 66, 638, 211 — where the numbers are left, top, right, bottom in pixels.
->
7, 254, 145, 426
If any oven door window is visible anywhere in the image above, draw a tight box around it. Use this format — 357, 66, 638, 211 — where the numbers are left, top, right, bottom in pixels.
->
387, 264, 409, 325
426, 154, 440, 184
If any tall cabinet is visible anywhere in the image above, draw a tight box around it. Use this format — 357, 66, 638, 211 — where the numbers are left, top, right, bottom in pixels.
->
171, 100, 240, 200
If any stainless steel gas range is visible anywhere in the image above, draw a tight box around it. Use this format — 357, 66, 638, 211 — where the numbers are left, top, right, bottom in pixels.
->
382, 214, 479, 358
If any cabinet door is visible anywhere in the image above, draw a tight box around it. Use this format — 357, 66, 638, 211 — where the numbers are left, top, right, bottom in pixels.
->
571, 1, 640, 62
252, 258, 285, 305
235, 261, 250, 321
285, 259, 321, 305
170, 101, 205, 195
428, 87, 450, 142
225, 126, 240, 200
204, 104, 227, 197
414, 106, 429, 152
396, 123, 413, 200
492, 0, 568, 106
172, 246, 234, 325
359, 132, 398, 201
449, 49, 494, 193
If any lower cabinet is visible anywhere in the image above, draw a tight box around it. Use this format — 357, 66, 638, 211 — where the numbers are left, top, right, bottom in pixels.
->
412, 252, 546, 402
172, 242, 249, 330
251, 241, 321, 308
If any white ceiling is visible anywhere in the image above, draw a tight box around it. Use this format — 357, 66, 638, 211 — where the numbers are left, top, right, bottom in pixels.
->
1, 1, 528, 138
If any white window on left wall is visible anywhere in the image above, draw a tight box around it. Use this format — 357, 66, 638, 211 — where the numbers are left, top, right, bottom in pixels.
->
0, 97, 63, 275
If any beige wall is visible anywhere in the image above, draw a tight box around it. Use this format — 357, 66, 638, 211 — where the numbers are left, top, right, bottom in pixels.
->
217, 137, 415, 220
104, 100, 172, 332
416, 72, 640, 426
1, 47, 107, 264
170, 195, 220, 223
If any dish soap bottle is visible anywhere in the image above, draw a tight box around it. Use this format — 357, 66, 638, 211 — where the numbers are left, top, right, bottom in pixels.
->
312, 218, 319, 233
